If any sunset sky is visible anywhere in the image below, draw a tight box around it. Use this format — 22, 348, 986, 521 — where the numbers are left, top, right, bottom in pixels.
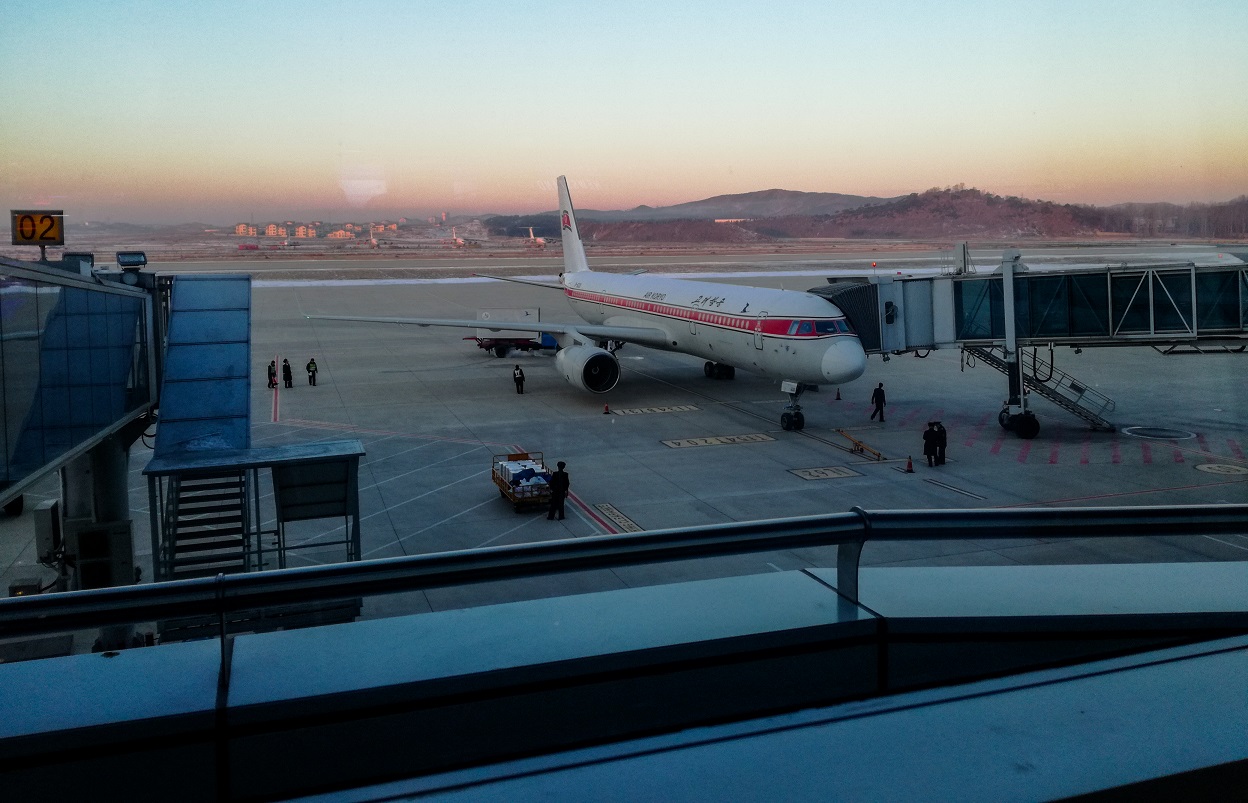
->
2, 0, 1246, 223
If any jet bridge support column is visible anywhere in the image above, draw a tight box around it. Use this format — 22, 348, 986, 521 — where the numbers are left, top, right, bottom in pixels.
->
999, 251, 1040, 439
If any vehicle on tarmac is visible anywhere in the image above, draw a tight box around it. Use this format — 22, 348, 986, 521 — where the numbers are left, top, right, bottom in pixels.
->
466, 332, 558, 358
310, 177, 868, 430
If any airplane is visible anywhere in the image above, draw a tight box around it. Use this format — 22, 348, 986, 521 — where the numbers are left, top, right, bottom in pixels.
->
309, 176, 868, 430
449, 227, 465, 248
525, 226, 547, 248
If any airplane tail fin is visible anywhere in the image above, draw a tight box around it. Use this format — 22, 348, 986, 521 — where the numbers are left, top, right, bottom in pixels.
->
557, 176, 590, 273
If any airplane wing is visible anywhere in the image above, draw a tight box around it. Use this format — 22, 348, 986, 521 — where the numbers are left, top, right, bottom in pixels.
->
473, 273, 564, 290
306, 315, 673, 350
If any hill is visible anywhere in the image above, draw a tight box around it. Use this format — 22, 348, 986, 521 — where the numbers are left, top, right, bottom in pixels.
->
556, 188, 1248, 242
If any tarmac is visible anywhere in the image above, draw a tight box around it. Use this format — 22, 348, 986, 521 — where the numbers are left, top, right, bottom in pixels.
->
2, 250, 1246, 613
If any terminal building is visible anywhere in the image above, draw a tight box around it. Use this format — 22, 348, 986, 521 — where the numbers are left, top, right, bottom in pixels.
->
1, 251, 1246, 800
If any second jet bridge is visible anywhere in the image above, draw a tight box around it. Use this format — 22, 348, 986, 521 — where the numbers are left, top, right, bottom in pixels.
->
810, 256, 1247, 437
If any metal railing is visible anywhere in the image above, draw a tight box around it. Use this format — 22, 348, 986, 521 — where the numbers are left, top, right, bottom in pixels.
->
1, 504, 1244, 642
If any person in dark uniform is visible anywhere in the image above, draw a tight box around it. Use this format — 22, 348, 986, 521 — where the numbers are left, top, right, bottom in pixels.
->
547, 461, 569, 520
267, 360, 277, 389
923, 422, 939, 467
870, 382, 887, 421
306, 358, 318, 386
282, 359, 293, 389
935, 421, 947, 465
513, 365, 525, 394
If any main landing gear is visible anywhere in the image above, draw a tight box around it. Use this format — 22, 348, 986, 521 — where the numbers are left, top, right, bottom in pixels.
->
703, 361, 735, 380
780, 380, 807, 431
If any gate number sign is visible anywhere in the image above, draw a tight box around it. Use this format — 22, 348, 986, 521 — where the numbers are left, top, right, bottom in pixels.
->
10, 210, 65, 246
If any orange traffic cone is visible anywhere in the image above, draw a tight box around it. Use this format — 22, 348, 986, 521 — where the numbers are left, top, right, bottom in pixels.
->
603, 404, 610, 414
835, 387, 842, 400
904, 456, 914, 473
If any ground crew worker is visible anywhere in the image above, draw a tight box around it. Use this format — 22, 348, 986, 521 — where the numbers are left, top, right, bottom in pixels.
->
547, 461, 569, 520
282, 359, 293, 388
306, 358, 318, 386
513, 365, 525, 394
923, 422, 939, 467
870, 382, 887, 422
267, 360, 277, 389
935, 421, 947, 465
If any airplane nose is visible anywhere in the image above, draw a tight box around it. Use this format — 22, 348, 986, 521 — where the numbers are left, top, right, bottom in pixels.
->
821, 338, 868, 385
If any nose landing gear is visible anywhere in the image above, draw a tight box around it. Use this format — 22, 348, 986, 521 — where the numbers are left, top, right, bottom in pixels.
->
703, 361, 735, 380
780, 380, 809, 431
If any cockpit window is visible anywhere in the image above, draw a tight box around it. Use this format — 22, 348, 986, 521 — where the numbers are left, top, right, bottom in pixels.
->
797, 321, 813, 335
815, 320, 838, 335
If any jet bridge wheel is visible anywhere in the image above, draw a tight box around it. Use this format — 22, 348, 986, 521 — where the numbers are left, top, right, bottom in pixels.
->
704, 362, 736, 379
999, 411, 1040, 439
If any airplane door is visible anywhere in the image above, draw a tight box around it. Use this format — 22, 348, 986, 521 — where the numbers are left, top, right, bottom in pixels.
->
754, 312, 767, 349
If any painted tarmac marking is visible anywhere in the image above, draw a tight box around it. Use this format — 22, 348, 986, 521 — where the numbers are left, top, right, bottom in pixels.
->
989, 434, 1005, 455
282, 418, 513, 448
1141, 441, 1153, 464
544, 494, 616, 534
1202, 536, 1248, 553
1111, 441, 1122, 464
663, 433, 775, 448
790, 466, 863, 480
1080, 435, 1091, 465
594, 504, 643, 532
1017, 441, 1031, 463
963, 411, 991, 448
369, 497, 495, 557
612, 405, 701, 415
475, 516, 541, 548
923, 478, 987, 500
996, 477, 1248, 508
1230, 439, 1245, 461
1194, 464, 1248, 476
1048, 441, 1060, 464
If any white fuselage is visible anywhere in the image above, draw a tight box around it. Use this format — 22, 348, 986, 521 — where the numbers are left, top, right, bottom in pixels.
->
563, 270, 868, 386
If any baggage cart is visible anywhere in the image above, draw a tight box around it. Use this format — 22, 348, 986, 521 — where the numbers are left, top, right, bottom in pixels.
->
492, 451, 553, 513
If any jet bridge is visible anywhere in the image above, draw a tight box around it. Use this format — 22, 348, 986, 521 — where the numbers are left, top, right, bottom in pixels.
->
810, 254, 1248, 437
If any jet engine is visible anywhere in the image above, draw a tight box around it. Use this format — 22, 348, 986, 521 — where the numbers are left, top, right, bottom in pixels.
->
555, 345, 620, 393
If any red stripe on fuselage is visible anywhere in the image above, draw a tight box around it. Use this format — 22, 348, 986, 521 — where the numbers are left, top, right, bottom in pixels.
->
564, 288, 851, 339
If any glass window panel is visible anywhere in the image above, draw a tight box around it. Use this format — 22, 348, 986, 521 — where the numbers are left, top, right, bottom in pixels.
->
2, 276, 151, 492
1152, 273, 1192, 333
1026, 276, 1070, 337
1069, 274, 1109, 336
1195, 272, 1239, 331
1111, 275, 1151, 333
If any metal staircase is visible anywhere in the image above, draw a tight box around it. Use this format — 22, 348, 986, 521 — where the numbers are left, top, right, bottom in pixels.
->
964, 346, 1116, 431
163, 471, 250, 579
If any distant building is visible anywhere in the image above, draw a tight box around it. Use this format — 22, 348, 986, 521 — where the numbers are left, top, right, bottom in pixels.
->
327, 229, 355, 239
